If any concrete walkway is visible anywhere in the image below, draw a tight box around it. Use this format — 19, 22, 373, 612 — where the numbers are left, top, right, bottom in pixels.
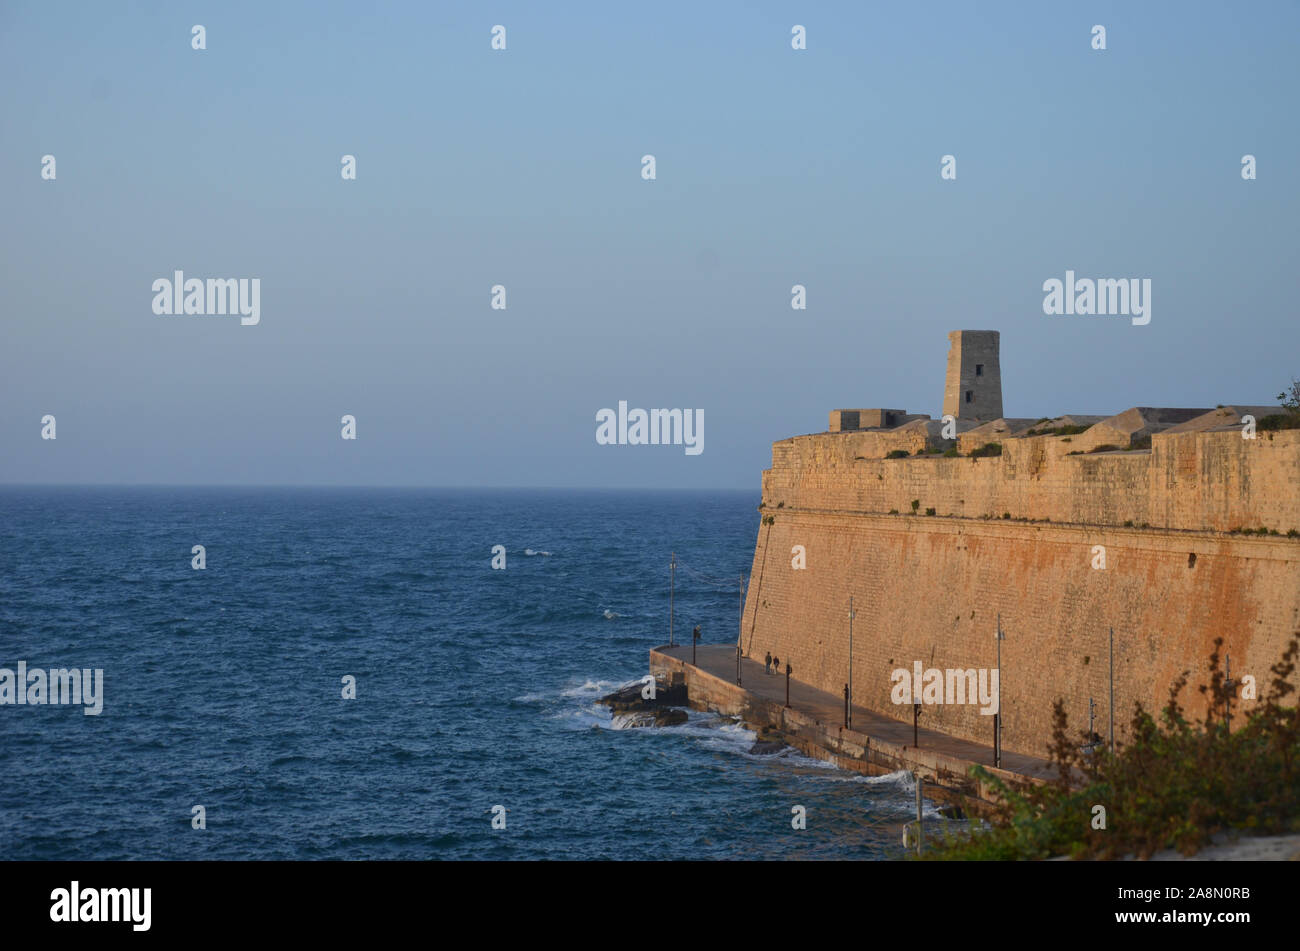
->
658, 643, 1057, 782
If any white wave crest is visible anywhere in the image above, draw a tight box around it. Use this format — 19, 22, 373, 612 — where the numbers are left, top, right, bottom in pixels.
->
827, 768, 914, 787
559, 678, 620, 698
609, 712, 658, 730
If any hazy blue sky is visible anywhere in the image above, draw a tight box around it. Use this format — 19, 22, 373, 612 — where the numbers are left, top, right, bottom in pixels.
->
3, 1, 1297, 488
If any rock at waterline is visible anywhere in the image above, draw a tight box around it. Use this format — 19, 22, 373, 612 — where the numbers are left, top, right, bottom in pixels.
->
598, 679, 687, 712
598, 679, 689, 727
748, 725, 788, 755
612, 708, 690, 729
650, 708, 689, 727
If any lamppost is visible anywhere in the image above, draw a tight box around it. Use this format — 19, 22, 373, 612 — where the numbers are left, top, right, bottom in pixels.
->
1224, 653, 1237, 734
1109, 627, 1115, 756
1082, 697, 1100, 758
848, 596, 856, 730
668, 552, 675, 647
995, 613, 1005, 768
735, 574, 745, 686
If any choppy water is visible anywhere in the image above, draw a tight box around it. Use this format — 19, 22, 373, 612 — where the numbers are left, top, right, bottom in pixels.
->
0, 487, 918, 859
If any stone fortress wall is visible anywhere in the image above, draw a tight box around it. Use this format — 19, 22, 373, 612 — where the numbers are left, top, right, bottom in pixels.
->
742, 332, 1300, 758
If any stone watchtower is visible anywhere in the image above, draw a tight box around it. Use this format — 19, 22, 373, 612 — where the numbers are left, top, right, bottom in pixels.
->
942, 330, 1003, 421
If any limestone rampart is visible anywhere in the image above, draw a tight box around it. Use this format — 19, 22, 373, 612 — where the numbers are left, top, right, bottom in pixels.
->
744, 428, 1300, 758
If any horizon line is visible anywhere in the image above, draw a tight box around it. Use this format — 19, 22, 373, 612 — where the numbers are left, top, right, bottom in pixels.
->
0, 482, 758, 492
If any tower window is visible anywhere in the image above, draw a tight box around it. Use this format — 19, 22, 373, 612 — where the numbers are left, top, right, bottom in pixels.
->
976, 364, 984, 376
965, 391, 973, 404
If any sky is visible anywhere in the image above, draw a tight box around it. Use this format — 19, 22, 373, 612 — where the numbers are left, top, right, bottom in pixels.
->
2, 1, 1297, 488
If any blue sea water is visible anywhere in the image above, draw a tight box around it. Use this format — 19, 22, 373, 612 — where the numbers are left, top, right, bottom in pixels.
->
0, 487, 918, 860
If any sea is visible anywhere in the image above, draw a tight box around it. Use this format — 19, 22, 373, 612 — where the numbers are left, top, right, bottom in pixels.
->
0, 487, 925, 860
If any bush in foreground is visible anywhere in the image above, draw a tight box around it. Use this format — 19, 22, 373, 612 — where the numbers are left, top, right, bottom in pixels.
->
923, 636, 1300, 860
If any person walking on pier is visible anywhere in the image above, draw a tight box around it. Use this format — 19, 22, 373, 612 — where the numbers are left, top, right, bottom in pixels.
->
765, 651, 772, 674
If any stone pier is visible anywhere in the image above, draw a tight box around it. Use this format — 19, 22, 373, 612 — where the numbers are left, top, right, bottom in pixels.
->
651, 643, 1055, 814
